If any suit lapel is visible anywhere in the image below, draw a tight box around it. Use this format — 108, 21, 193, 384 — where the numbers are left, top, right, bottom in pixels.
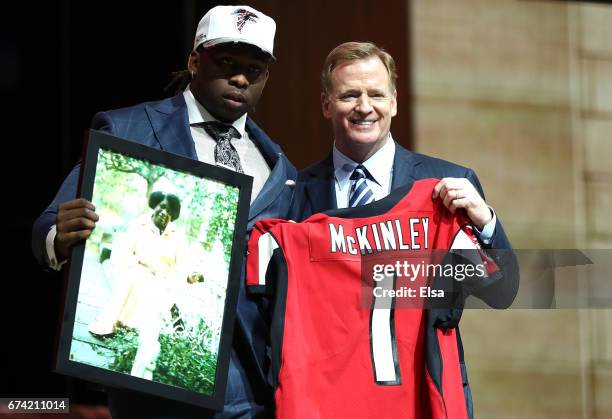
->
305, 154, 336, 213
145, 93, 198, 160
391, 143, 420, 190
246, 119, 291, 222
248, 156, 288, 221
298, 143, 416, 215
245, 118, 277, 169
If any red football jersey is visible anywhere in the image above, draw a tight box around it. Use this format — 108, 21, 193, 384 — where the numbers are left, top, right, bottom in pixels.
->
247, 179, 499, 419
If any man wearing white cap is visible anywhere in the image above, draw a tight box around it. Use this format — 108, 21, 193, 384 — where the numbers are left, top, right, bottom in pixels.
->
32, 5, 295, 418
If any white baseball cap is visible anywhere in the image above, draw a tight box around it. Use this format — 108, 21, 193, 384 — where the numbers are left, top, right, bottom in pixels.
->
194, 5, 276, 59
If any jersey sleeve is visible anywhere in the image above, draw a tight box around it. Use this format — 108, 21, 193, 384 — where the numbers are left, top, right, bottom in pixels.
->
246, 218, 286, 294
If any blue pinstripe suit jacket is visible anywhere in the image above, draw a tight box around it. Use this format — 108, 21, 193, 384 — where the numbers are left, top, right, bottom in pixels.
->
32, 92, 297, 418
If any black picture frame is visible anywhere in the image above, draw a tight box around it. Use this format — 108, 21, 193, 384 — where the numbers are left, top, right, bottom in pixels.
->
55, 129, 253, 410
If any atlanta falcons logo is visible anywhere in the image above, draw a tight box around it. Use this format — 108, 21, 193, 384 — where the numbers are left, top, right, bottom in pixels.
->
233, 9, 258, 33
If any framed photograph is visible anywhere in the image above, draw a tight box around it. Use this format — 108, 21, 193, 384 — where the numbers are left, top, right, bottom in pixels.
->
55, 129, 252, 410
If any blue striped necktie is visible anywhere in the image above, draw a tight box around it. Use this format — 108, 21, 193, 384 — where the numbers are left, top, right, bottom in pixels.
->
349, 165, 375, 207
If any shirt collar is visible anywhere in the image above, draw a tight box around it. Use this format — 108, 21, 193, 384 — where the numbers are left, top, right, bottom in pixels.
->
333, 134, 396, 186
183, 87, 247, 138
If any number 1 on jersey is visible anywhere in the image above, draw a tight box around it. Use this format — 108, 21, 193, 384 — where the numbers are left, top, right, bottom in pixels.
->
370, 272, 401, 385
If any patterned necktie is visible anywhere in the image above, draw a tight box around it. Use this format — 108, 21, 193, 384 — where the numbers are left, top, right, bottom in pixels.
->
202, 121, 244, 173
349, 164, 375, 207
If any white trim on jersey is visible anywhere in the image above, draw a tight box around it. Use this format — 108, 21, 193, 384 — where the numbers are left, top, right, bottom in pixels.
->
450, 226, 478, 250
371, 271, 399, 383
257, 232, 279, 286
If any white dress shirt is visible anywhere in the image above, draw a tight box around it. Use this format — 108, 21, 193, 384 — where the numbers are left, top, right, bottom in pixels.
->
333, 136, 395, 209
183, 88, 270, 203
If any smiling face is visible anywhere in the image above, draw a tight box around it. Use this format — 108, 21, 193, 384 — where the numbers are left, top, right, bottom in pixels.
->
322, 56, 397, 163
188, 42, 270, 123
151, 198, 172, 233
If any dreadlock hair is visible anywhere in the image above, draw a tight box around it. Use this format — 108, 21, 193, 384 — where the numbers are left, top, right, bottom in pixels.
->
163, 70, 192, 96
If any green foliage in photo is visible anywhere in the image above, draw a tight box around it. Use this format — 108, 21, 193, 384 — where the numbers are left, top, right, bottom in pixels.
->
95, 327, 139, 374
94, 321, 216, 395
205, 187, 239, 264
154, 320, 217, 395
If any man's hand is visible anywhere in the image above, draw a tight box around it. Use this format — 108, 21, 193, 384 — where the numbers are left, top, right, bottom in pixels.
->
432, 178, 492, 229
55, 198, 99, 260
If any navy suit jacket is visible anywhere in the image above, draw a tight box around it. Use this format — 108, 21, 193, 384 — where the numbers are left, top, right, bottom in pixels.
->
289, 143, 519, 419
32, 93, 297, 418
290, 143, 518, 309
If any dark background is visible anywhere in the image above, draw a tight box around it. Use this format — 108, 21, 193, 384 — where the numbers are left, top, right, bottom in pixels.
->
4, 0, 412, 403
5, 0, 220, 402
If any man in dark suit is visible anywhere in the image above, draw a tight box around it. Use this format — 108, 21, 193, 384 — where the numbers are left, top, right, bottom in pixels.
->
32, 5, 295, 418
289, 41, 519, 418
